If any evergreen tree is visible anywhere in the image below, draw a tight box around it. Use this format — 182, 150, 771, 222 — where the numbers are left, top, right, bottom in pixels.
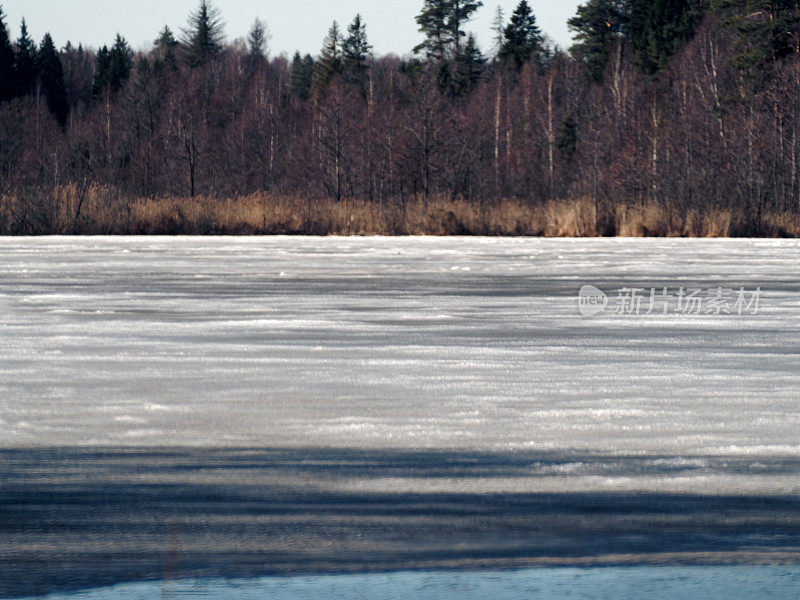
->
312, 21, 343, 98
415, 0, 451, 61
498, 0, 544, 69
289, 51, 315, 100
0, 5, 14, 101
153, 26, 179, 72
628, 0, 707, 75
342, 14, 372, 87
14, 19, 37, 97
452, 33, 486, 95
247, 18, 270, 59
94, 45, 110, 90
447, 0, 484, 60
437, 61, 453, 92
557, 112, 578, 159
568, 0, 627, 82
61, 41, 94, 107
491, 5, 506, 58
182, 0, 225, 67
711, 0, 800, 90
399, 56, 426, 79
244, 18, 270, 76
93, 34, 133, 95
36, 33, 69, 125
110, 34, 133, 88
415, 0, 483, 62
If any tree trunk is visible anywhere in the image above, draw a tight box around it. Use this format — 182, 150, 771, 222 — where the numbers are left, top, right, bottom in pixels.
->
651, 96, 659, 203
546, 73, 555, 201
494, 74, 502, 199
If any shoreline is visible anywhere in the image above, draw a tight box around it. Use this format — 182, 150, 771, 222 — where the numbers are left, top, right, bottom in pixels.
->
3, 190, 799, 238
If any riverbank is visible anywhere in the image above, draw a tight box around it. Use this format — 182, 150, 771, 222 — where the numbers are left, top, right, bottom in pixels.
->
2, 187, 798, 237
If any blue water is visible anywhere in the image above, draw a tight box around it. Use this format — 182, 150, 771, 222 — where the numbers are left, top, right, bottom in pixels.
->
19, 566, 800, 600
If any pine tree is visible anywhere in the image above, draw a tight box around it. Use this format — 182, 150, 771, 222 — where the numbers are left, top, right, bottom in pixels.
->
628, 0, 707, 75
93, 34, 133, 95
447, 0, 484, 60
711, 0, 799, 90
182, 0, 225, 67
568, 0, 626, 82
415, 0, 483, 62
342, 14, 372, 87
498, 0, 544, 69
452, 33, 486, 95
414, 0, 451, 61
153, 26, 179, 72
247, 18, 270, 59
289, 51, 315, 100
94, 45, 110, 92
36, 33, 69, 125
14, 19, 37, 97
0, 5, 14, 101
312, 21, 343, 98
110, 34, 133, 88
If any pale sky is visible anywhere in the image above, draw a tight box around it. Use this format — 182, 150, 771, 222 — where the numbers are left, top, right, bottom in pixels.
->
1, 1, 581, 57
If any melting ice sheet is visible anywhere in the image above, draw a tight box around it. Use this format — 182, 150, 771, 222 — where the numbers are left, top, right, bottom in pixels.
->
1, 237, 799, 465
3, 237, 800, 598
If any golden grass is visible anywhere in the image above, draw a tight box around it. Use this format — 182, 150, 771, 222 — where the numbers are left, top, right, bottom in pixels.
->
0, 186, 797, 237
128, 194, 549, 236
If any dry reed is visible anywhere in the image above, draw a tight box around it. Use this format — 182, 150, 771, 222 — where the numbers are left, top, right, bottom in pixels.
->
0, 186, 797, 238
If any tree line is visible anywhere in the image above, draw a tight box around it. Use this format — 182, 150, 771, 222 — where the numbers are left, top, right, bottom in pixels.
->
0, 0, 799, 235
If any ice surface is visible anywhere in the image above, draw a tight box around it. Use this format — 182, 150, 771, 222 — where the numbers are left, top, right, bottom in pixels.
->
1, 237, 799, 468
2, 237, 800, 596
13, 566, 800, 600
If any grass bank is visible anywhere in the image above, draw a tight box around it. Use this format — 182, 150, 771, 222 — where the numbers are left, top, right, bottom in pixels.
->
1, 185, 798, 237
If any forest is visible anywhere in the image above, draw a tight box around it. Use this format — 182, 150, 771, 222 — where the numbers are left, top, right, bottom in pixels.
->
0, 0, 799, 237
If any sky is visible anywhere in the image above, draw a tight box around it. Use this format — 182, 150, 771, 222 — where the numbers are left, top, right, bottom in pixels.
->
1, 0, 582, 57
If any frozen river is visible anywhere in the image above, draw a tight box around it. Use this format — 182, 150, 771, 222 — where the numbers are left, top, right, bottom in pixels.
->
1, 237, 800, 597
2, 237, 799, 458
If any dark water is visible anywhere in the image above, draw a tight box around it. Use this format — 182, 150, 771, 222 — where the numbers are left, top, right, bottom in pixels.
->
3, 448, 800, 599
16, 567, 800, 600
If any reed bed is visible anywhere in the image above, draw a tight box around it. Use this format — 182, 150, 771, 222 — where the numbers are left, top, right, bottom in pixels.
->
1, 185, 797, 237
